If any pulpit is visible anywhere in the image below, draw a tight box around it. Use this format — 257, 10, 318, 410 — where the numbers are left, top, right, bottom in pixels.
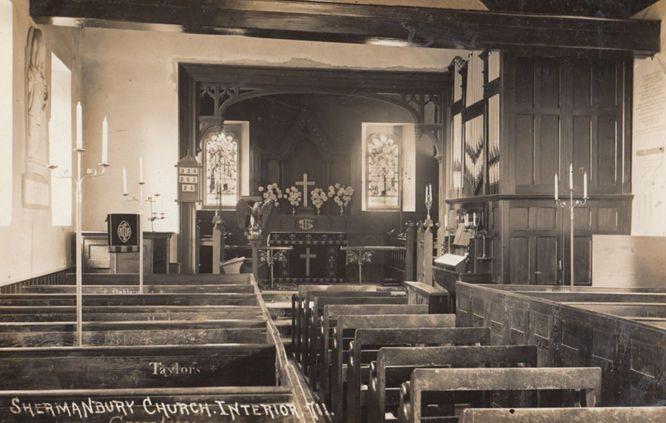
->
79, 231, 172, 274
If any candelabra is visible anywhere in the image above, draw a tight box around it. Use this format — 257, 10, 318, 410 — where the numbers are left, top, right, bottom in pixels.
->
49, 148, 109, 347
554, 164, 589, 287
146, 193, 166, 231
122, 159, 146, 294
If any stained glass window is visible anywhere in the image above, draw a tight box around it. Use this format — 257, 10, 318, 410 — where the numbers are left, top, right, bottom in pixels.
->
366, 132, 400, 209
203, 128, 239, 208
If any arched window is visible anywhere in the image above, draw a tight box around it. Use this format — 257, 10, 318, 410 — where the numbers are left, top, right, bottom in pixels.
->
365, 131, 401, 210
0, 0, 12, 226
203, 127, 240, 208
49, 53, 72, 226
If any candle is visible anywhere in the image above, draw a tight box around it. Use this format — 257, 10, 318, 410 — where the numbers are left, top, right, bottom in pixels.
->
583, 171, 588, 199
122, 167, 128, 195
444, 212, 449, 229
76, 102, 83, 150
569, 163, 573, 190
102, 115, 109, 164
554, 173, 559, 201
139, 156, 144, 184
464, 213, 469, 225
473, 212, 477, 226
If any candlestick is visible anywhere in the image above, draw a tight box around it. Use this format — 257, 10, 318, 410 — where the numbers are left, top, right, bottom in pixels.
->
76, 102, 83, 151
554, 173, 559, 201
555, 164, 589, 288
102, 116, 109, 165
139, 156, 144, 184
122, 167, 128, 195
583, 171, 588, 199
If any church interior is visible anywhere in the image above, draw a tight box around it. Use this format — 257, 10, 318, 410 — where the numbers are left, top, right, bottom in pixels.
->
1, 0, 666, 421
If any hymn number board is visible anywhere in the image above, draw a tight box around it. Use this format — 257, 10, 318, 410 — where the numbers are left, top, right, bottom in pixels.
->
176, 152, 202, 203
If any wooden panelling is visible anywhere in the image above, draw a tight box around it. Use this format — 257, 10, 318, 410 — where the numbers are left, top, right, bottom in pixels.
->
514, 115, 534, 185
535, 237, 558, 284
509, 237, 530, 283
538, 114, 561, 185
509, 207, 529, 229
597, 115, 618, 186
534, 207, 556, 230
598, 208, 619, 232
446, 53, 631, 285
574, 237, 592, 285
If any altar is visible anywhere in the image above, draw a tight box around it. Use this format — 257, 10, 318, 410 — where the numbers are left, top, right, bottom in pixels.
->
268, 230, 347, 283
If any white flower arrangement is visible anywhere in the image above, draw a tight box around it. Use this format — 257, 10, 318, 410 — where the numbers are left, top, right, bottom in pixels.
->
283, 186, 302, 207
328, 183, 354, 214
310, 187, 329, 214
258, 183, 282, 206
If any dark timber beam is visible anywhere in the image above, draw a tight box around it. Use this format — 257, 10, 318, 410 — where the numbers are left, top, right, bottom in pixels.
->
30, 0, 660, 55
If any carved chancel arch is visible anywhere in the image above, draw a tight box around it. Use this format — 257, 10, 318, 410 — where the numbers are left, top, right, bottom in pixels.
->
179, 64, 448, 273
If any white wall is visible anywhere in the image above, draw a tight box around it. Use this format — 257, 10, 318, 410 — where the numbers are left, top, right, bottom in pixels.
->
632, 1, 666, 235
0, 0, 81, 284
79, 28, 459, 236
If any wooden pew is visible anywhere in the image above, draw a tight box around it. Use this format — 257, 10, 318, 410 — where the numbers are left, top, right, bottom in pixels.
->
68, 273, 253, 285
398, 367, 601, 423
330, 314, 456, 422
573, 302, 666, 318
351, 328, 495, 423
368, 343, 536, 423
0, 344, 277, 390
292, 287, 393, 362
459, 406, 666, 422
0, 386, 301, 422
20, 284, 255, 294
0, 305, 264, 322
317, 304, 429, 403
303, 296, 408, 377
295, 290, 404, 364
523, 292, 666, 303
0, 319, 268, 347
0, 293, 257, 306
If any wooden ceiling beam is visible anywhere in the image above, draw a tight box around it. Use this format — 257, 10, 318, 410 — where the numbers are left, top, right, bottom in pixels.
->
30, 0, 660, 55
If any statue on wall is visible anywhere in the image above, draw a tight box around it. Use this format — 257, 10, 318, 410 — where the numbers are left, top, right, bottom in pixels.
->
23, 27, 50, 209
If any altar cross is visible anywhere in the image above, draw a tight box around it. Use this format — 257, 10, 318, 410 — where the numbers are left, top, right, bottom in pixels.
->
296, 173, 315, 206
299, 247, 317, 277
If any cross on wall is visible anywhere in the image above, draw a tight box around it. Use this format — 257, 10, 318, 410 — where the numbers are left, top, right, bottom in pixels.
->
299, 247, 317, 277
295, 173, 315, 207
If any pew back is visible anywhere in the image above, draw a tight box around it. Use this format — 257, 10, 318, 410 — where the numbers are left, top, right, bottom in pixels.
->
459, 407, 666, 423
401, 367, 602, 423
0, 344, 277, 390
370, 343, 536, 423
331, 314, 455, 421
0, 319, 268, 347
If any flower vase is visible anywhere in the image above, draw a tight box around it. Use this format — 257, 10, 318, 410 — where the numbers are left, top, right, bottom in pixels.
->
291, 206, 296, 215
339, 206, 344, 216
316, 208, 321, 215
